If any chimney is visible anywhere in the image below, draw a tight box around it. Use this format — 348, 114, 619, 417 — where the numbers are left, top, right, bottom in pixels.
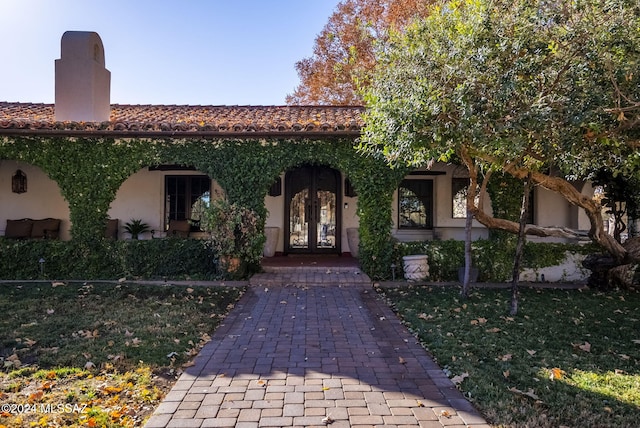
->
55, 31, 111, 122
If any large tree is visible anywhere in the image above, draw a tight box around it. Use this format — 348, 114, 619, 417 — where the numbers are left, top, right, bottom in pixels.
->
360, 0, 640, 262
286, 0, 433, 105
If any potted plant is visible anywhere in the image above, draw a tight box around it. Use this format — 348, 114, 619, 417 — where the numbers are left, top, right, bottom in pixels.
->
201, 199, 264, 276
124, 219, 151, 240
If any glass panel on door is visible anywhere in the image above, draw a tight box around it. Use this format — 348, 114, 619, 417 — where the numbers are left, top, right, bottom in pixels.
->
285, 165, 341, 253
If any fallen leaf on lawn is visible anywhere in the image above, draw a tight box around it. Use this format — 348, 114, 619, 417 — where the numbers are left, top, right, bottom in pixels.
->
451, 372, 469, 385
550, 367, 565, 380
23, 338, 37, 347
503, 370, 510, 378
81, 329, 99, 339
509, 387, 540, 401
470, 319, 478, 325
124, 329, 134, 337
118, 277, 127, 283
101, 386, 123, 395
167, 352, 179, 359
28, 391, 44, 403
51, 281, 66, 287
46, 309, 55, 315
84, 361, 96, 370
486, 327, 501, 333
526, 350, 537, 356
40, 381, 55, 391
500, 354, 513, 361
477, 317, 488, 324
182, 361, 195, 368
576, 341, 591, 352
418, 313, 433, 320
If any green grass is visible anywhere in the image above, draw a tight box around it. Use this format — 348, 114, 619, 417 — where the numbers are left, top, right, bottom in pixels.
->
0, 282, 244, 427
378, 285, 640, 428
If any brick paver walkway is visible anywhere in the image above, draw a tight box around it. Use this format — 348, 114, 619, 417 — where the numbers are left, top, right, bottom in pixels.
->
145, 280, 490, 427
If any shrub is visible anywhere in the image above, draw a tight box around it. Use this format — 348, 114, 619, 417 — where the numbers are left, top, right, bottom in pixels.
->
0, 238, 220, 280
392, 239, 597, 282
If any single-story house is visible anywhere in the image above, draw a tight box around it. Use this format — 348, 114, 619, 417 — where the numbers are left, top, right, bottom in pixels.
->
0, 32, 596, 273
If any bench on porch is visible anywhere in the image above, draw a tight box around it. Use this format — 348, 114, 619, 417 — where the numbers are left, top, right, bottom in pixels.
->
4, 218, 62, 239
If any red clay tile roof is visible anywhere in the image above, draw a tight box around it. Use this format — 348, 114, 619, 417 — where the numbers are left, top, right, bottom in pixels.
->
0, 102, 364, 138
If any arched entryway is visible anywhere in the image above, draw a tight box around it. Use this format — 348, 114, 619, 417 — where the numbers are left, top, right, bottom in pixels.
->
285, 164, 341, 254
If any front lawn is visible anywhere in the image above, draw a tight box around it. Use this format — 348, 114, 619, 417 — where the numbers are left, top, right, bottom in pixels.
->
0, 282, 244, 428
379, 285, 640, 428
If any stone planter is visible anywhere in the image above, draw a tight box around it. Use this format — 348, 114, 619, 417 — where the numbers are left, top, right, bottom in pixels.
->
346, 227, 360, 258
263, 227, 280, 257
403, 255, 429, 281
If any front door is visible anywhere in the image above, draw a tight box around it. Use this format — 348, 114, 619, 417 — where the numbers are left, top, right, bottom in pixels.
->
285, 165, 341, 254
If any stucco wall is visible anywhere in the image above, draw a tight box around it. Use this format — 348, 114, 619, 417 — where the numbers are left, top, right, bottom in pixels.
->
107, 168, 224, 240
0, 162, 71, 240
392, 164, 490, 242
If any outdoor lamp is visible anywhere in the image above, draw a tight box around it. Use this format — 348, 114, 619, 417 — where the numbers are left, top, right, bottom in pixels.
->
12, 169, 27, 194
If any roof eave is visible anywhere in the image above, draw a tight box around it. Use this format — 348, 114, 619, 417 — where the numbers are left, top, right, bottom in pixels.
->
0, 129, 362, 139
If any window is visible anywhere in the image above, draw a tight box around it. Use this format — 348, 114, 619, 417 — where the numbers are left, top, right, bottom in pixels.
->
398, 179, 433, 229
165, 175, 211, 231
452, 178, 469, 219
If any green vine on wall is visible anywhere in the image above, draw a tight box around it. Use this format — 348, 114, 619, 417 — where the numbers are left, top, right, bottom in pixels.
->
1, 135, 399, 279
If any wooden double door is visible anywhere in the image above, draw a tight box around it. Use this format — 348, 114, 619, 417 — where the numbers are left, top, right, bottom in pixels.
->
285, 165, 341, 254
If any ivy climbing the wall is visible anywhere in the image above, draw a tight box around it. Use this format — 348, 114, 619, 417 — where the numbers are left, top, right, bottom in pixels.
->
0, 134, 401, 279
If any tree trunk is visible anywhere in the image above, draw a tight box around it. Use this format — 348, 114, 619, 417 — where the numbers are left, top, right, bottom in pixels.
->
510, 175, 532, 316
459, 150, 629, 262
459, 146, 479, 299
462, 207, 473, 298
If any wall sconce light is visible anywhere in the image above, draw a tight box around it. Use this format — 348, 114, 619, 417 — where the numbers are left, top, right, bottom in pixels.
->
12, 169, 27, 194
344, 202, 349, 209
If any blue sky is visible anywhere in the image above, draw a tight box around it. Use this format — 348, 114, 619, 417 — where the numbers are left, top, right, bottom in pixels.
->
0, 0, 341, 105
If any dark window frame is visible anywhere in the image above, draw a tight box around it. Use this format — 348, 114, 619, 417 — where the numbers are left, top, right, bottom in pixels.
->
164, 175, 211, 231
398, 179, 434, 229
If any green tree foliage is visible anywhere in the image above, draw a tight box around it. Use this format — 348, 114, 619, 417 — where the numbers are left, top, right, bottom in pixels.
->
361, 0, 640, 262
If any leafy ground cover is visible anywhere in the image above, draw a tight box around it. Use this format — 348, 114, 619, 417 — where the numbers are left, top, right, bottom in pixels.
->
0, 282, 244, 427
379, 285, 640, 428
